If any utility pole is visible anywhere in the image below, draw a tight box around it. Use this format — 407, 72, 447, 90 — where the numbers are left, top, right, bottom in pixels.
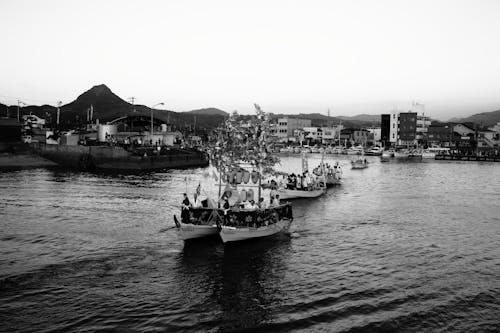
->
56, 101, 62, 126
128, 97, 136, 112
17, 100, 22, 122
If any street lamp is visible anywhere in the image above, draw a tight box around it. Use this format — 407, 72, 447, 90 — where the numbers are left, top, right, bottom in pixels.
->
17, 100, 27, 122
150, 102, 164, 135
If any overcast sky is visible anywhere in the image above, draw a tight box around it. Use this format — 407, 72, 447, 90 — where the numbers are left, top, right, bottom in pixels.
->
1, 0, 500, 120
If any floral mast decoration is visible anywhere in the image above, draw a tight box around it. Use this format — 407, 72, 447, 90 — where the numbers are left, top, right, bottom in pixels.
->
209, 104, 280, 198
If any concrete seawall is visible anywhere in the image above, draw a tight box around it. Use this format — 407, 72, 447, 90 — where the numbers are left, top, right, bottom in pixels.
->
32, 143, 209, 170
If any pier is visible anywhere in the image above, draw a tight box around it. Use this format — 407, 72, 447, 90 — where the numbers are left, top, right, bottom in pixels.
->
435, 154, 500, 162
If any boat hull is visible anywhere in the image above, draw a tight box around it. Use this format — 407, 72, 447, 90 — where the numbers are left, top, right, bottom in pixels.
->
422, 152, 436, 159
278, 188, 326, 199
394, 152, 409, 159
177, 223, 219, 241
219, 218, 291, 243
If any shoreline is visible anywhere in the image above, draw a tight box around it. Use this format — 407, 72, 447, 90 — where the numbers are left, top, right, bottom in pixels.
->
0, 153, 58, 168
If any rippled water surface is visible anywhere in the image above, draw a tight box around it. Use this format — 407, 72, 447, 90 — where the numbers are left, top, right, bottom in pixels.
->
1, 156, 499, 332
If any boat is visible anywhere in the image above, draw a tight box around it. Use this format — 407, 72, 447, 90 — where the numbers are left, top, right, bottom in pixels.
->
279, 146, 294, 153
331, 146, 344, 154
174, 213, 219, 241
313, 160, 342, 186
278, 187, 326, 199
179, 104, 294, 243
365, 146, 383, 156
218, 203, 293, 243
381, 149, 394, 158
408, 149, 423, 159
277, 153, 327, 199
422, 147, 449, 159
351, 158, 368, 169
311, 146, 320, 153
421, 150, 436, 159
346, 146, 363, 155
394, 149, 409, 159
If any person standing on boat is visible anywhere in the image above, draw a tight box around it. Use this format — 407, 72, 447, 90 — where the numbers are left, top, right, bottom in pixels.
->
258, 197, 267, 209
302, 172, 309, 191
270, 185, 278, 202
181, 193, 190, 224
247, 200, 258, 211
192, 193, 202, 208
222, 196, 231, 225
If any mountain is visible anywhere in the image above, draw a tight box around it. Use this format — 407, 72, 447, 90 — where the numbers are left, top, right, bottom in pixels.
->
185, 108, 228, 116
269, 112, 376, 128
1, 84, 227, 131
451, 110, 500, 127
336, 114, 380, 124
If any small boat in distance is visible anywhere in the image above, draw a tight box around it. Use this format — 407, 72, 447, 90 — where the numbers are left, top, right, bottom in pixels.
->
365, 146, 383, 156
394, 149, 410, 159
351, 158, 368, 169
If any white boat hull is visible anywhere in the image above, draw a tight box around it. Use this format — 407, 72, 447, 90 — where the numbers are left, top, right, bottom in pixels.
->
177, 223, 219, 241
278, 188, 326, 199
219, 218, 291, 243
351, 160, 368, 169
326, 174, 342, 186
422, 152, 436, 159
394, 152, 409, 158
381, 152, 392, 158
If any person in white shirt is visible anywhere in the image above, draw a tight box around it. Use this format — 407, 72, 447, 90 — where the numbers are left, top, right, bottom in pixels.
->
192, 193, 202, 208
247, 200, 258, 211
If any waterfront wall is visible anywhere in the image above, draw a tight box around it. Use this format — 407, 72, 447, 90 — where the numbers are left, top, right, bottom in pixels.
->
31, 143, 208, 170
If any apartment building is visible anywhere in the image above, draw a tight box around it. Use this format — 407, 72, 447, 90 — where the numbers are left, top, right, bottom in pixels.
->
276, 117, 312, 142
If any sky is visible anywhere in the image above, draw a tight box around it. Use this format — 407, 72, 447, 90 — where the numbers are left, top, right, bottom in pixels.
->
1, 0, 500, 120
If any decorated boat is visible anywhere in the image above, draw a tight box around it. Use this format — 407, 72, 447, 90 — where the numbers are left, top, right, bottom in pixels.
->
312, 157, 342, 186
175, 104, 294, 243
218, 203, 293, 243
277, 153, 327, 199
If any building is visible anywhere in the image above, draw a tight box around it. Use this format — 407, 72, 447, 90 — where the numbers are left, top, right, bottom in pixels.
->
22, 114, 46, 129
427, 123, 453, 146
398, 112, 417, 145
380, 114, 391, 146
382, 109, 427, 146
0, 118, 22, 142
416, 114, 431, 142
276, 117, 312, 142
303, 126, 322, 144
352, 129, 372, 145
366, 127, 381, 144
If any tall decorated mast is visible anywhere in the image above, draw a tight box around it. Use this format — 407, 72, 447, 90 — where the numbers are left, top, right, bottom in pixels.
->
209, 104, 280, 202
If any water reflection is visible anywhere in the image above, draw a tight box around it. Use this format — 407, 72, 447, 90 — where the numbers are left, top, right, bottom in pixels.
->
216, 236, 291, 331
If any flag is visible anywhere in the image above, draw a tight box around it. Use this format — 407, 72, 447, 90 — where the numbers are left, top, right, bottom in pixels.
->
302, 152, 308, 173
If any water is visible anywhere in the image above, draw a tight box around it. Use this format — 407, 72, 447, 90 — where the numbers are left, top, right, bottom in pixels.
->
1, 156, 499, 332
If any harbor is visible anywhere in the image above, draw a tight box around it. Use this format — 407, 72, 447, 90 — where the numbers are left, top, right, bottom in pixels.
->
1, 155, 499, 332
2, 0, 500, 331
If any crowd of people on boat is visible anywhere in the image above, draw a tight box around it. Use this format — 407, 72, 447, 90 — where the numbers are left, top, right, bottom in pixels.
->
281, 171, 324, 191
180, 190, 291, 227
312, 162, 342, 179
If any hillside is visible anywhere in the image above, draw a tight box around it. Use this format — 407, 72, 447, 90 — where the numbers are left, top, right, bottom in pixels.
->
337, 114, 380, 124
185, 108, 228, 116
452, 110, 500, 127
1, 84, 227, 131
269, 112, 377, 128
